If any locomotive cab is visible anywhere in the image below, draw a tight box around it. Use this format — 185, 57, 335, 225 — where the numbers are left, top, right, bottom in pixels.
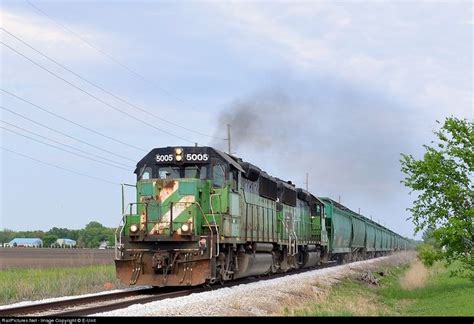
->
129, 146, 237, 237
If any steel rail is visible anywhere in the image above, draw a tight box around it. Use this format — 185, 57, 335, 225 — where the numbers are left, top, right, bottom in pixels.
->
0, 287, 159, 316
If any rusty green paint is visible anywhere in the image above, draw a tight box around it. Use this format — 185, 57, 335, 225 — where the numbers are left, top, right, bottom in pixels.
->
124, 214, 140, 236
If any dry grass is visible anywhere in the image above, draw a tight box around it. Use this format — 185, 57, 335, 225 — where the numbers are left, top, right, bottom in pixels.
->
285, 251, 474, 316
228, 252, 415, 316
284, 252, 416, 316
399, 259, 429, 290
286, 279, 391, 316
328, 291, 388, 315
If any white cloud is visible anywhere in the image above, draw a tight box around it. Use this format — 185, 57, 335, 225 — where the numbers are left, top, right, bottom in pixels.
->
208, 2, 472, 119
417, 84, 473, 118
343, 54, 394, 82
336, 17, 352, 27
0, 8, 106, 62
0, 8, 137, 126
213, 2, 330, 70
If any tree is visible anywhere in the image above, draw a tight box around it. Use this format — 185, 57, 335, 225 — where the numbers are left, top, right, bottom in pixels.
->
422, 226, 437, 245
42, 234, 58, 247
77, 221, 115, 248
400, 116, 473, 279
85, 221, 104, 230
0, 229, 16, 244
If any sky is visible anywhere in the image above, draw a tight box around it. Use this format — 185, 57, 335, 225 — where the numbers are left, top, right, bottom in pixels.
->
0, 1, 472, 239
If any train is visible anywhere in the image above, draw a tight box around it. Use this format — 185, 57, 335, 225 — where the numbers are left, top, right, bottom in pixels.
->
114, 146, 413, 286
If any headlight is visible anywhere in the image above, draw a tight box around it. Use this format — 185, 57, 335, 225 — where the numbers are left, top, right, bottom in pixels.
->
130, 224, 138, 233
181, 223, 190, 232
175, 148, 183, 162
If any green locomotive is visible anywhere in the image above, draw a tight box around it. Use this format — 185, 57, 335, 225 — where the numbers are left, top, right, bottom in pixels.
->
115, 146, 411, 286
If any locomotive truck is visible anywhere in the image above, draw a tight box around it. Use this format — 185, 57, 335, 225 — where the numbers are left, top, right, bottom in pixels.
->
115, 146, 412, 286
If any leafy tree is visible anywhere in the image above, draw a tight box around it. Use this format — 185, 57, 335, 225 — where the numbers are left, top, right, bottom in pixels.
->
42, 234, 58, 247
2, 222, 116, 249
422, 226, 432, 242
422, 226, 437, 245
68, 229, 81, 241
77, 221, 115, 248
46, 227, 80, 241
0, 229, 16, 244
47, 227, 69, 239
15, 230, 45, 239
400, 116, 473, 279
85, 221, 104, 230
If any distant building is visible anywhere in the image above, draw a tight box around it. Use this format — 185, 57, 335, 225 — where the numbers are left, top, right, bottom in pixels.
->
98, 241, 109, 249
54, 238, 77, 248
9, 238, 43, 248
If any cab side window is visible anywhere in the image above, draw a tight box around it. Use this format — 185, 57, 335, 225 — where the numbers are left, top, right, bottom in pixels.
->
316, 204, 321, 217
230, 170, 239, 191
139, 166, 152, 180
212, 160, 226, 188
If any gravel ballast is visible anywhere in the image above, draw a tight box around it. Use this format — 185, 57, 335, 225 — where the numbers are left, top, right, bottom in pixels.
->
93, 252, 415, 316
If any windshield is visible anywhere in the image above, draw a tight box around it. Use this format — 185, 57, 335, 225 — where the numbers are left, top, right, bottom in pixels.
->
158, 166, 181, 179
138, 165, 208, 180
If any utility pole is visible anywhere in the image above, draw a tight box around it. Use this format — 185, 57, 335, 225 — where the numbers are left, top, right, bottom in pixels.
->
227, 124, 231, 154
358, 208, 360, 214
338, 195, 341, 204
304, 172, 309, 191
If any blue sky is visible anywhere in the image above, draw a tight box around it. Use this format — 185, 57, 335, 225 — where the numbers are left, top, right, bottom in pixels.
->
0, 1, 472, 239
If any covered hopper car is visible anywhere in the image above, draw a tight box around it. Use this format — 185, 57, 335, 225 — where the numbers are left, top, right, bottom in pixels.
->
114, 146, 413, 287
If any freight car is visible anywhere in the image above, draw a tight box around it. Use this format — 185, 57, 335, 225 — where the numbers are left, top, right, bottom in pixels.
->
320, 198, 409, 263
114, 146, 412, 287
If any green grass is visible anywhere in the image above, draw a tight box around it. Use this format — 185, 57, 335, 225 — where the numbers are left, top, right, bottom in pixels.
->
381, 262, 474, 316
0, 265, 125, 305
287, 261, 474, 316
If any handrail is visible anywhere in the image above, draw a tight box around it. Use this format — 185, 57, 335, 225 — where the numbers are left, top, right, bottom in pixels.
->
114, 202, 148, 260
209, 193, 222, 257
121, 183, 136, 214
114, 211, 125, 260
193, 201, 216, 259
115, 203, 134, 260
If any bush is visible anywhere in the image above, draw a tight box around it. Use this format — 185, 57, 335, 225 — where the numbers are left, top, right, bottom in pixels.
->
416, 244, 442, 267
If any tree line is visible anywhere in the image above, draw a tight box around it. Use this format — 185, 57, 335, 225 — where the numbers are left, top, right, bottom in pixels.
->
0, 221, 115, 248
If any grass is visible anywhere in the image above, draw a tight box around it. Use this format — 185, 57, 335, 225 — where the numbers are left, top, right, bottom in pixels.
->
286, 260, 474, 316
0, 265, 125, 305
383, 261, 474, 316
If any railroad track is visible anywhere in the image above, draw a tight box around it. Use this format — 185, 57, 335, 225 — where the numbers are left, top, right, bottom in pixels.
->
0, 286, 198, 317
0, 260, 343, 317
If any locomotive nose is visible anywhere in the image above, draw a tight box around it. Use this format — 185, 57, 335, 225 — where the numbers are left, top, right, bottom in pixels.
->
144, 179, 199, 236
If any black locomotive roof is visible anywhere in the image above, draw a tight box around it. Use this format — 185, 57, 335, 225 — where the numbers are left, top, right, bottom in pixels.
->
134, 146, 244, 174
297, 188, 325, 206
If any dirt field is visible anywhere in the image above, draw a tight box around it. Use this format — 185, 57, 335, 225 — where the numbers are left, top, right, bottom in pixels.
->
0, 248, 115, 269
